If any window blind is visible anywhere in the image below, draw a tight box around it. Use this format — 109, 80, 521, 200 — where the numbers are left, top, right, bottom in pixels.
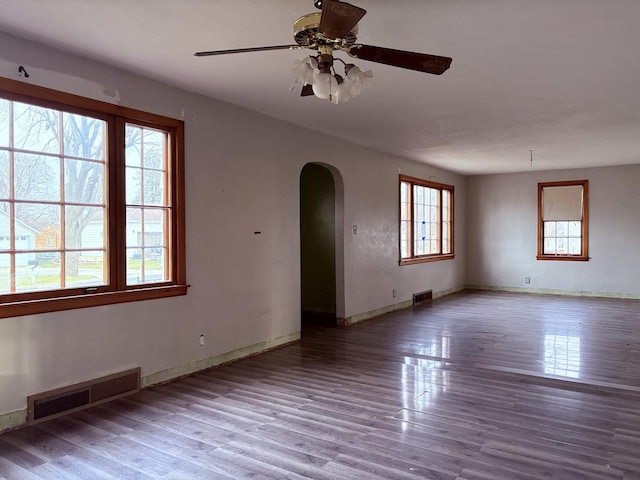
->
542, 185, 583, 221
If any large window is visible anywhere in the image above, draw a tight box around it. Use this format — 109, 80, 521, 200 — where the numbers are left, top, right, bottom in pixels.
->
0, 77, 186, 318
400, 175, 454, 264
537, 180, 588, 261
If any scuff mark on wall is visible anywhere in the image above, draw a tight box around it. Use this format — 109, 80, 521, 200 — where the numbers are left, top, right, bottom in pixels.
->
0, 59, 121, 104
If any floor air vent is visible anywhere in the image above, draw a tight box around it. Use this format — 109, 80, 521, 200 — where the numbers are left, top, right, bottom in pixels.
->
413, 289, 433, 305
27, 367, 140, 424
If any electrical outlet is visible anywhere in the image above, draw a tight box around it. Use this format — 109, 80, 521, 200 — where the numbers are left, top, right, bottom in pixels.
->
525, 277, 531, 284
392, 289, 396, 298
353, 225, 358, 235
199, 334, 205, 347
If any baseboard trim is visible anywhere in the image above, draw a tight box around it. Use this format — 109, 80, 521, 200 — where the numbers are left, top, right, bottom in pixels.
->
466, 285, 640, 300
141, 331, 301, 388
0, 408, 27, 434
338, 300, 412, 326
338, 286, 465, 326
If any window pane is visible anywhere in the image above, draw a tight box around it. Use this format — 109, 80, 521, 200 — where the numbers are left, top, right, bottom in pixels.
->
568, 221, 581, 237
400, 202, 408, 220
544, 238, 556, 254
126, 207, 142, 248
0, 253, 9, 293
400, 221, 409, 258
125, 125, 142, 167
556, 221, 568, 237
142, 129, 165, 169
13, 102, 60, 153
66, 206, 105, 249
62, 113, 105, 160
16, 252, 60, 292
15, 203, 59, 250
0, 203, 8, 251
143, 170, 166, 206
66, 250, 105, 288
0, 99, 9, 148
442, 223, 451, 254
127, 249, 143, 286
65, 205, 93, 250
0, 150, 8, 199
568, 238, 581, 255
544, 221, 556, 237
143, 212, 166, 249
13, 153, 60, 202
36, 223, 62, 250
556, 238, 568, 254
143, 250, 167, 284
64, 159, 104, 204
126, 166, 142, 204
127, 247, 167, 285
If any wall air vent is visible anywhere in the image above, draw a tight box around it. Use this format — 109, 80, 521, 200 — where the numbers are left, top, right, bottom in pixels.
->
27, 367, 140, 424
413, 289, 433, 305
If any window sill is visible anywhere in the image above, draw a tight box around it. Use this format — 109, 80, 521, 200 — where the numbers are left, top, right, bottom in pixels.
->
400, 254, 455, 266
536, 255, 589, 262
0, 284, 189, 319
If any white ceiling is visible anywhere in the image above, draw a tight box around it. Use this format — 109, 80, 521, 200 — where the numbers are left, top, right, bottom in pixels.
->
1, 0, 639, 175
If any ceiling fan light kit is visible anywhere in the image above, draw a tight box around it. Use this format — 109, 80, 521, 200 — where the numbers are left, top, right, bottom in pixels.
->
195, 0, 452, 104
291, 54, 372, 104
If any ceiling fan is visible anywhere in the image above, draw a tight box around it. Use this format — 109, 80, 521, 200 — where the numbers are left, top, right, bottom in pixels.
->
194, 0, 452, 104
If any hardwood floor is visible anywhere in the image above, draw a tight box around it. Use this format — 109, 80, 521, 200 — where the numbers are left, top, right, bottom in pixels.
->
2, 290, 640, 479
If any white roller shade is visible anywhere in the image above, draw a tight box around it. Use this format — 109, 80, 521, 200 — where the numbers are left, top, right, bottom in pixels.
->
542, 185, 583, 221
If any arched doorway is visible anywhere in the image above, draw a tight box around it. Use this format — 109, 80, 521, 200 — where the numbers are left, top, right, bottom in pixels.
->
300, 163, 344, 329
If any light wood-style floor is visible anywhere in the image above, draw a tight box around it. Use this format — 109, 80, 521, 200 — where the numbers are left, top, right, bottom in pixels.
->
2, 290, 640, 479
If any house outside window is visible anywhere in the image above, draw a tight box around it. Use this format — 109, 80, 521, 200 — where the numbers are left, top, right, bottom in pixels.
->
399, 174, 454, 265
0, 77, 186, 318
537, 180, 588, 261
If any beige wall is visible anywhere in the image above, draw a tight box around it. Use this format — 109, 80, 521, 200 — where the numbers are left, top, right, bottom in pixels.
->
466, 164, 640, 296
0, 31, 466, 421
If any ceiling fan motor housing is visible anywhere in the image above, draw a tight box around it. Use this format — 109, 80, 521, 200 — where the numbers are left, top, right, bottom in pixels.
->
294, 12, 358, 49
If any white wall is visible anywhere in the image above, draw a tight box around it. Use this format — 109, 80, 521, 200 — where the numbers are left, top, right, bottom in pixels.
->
466, 164, 640, 296
0, 31, 466, 420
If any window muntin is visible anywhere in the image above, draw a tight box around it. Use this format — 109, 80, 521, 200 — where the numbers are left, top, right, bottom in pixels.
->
0, 77, 186, 318
400, 175, 454, 264
537, 180, 588, 261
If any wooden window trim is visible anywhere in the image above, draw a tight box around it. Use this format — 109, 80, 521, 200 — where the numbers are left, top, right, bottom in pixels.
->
0, 77, 187, 319
399, 174, 455, 265
537, 179, 589, 261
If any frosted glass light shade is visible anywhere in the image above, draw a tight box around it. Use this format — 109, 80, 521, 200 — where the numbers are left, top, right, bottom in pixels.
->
331, 81, 353, 104
312, 72, 338, 100
290, 56, 319, 91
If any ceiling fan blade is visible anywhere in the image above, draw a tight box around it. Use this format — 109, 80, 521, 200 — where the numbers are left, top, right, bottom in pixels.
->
319, 0, 366, 40
194, 45, 297, 57
349, 44, 452, 75
301, 84, 315, 97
